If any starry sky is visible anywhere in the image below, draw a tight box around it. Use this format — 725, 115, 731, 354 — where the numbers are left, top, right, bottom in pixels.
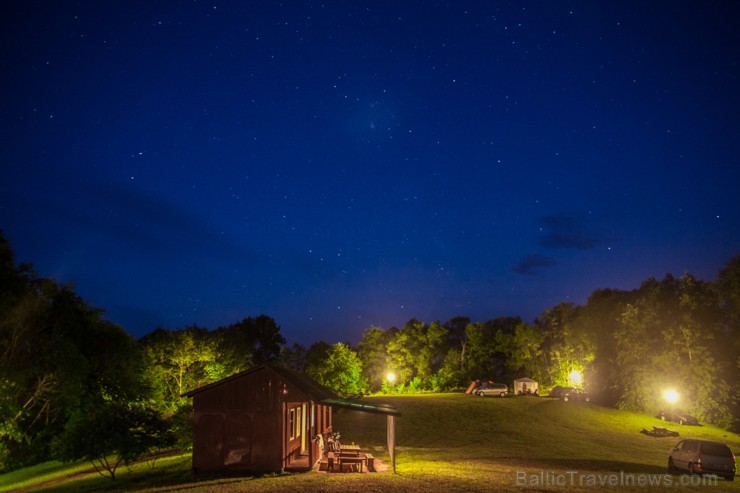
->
1, 1, 739, 346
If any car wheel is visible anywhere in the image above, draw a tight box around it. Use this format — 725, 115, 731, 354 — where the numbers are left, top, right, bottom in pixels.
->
585, 396, 590, 402
679, 418, 685, 425
477, 392, 485, 397
689, 463, 698, 476
724, 474, 734, 481
667, 458, 676, 474
563, 396, 569, 402
500, 392, 506, 397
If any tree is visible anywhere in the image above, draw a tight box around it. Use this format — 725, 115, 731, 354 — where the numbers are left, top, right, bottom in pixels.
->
716, 255, 740, 431
140, 326, 220, 408
463, 322, 497, 382
494, 322, 545, 382
575, 288, 634, 406
717, 254, 740, 329
443, 316, 471, 374
608, 274, 732, 426
385, 319, 448, 389
0, 232, 153, 470
54, 399, 174, 479
280, 343, 308, 372
306, 343, 366, 396
357, 326, 391, 392
535, 303, 595, 389
305, 340, 332, 372
462, 317, 522, 383
216, 315, 286, 371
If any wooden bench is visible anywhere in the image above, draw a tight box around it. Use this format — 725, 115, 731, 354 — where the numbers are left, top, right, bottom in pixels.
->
365, 453, 375, 472
338, 453, 367, 472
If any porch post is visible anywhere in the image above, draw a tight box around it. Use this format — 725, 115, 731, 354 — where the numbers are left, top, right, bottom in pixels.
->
387, 414, 396, 473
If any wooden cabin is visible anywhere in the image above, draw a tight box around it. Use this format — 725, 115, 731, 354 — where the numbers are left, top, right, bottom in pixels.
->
183, 364, 337, 473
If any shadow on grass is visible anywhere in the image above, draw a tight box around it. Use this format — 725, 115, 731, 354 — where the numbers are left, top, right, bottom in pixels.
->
508, 457, 667, 475
120, 467, 297, 492
33, 454, 297, 493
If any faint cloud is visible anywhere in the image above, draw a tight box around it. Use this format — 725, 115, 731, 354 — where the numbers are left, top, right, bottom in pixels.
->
513, 254, 557, 275
539, 214, 603, 250
16, 177, 256, 264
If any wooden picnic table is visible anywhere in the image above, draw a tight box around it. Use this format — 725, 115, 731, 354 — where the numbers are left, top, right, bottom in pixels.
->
328, 444, 368, 472
340, 444, 361, 455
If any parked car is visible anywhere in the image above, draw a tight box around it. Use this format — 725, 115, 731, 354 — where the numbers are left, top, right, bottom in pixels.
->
657, 410, 699, 425
548, 385, 570, 398
474, 383, 508, 397
668, 439, 735, 481
560, 388, 590, 402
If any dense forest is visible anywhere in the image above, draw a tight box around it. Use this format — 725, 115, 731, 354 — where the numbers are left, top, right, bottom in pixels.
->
1, 230, 738, 475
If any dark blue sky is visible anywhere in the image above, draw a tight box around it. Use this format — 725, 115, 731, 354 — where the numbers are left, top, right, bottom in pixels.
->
2, 1, 738, 346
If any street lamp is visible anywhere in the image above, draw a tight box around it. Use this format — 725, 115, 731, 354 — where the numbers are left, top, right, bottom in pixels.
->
569, 370, 582, 387
663, 389, 679, 405
386, 372, 396, 383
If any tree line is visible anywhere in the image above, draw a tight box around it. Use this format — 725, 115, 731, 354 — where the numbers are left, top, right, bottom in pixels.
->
1, 230, 738, 475
352, 270, 737, 431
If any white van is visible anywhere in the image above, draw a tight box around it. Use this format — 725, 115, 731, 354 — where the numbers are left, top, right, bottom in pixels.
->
473, 383, 508, 397
668, 439, 735, 480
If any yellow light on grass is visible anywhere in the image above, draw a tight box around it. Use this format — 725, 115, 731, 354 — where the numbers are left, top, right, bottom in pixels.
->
663, 389, 679, 404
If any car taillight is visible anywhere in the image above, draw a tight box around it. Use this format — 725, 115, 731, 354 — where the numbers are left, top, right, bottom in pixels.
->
697, 452, 702, 465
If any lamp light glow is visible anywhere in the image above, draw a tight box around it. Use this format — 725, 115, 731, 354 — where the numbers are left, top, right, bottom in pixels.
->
386, 372, 396, 383
663, 389, 679, 404
569, 370, 582, 386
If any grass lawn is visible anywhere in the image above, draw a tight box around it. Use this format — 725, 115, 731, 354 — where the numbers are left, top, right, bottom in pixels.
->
3, 394, 738, 492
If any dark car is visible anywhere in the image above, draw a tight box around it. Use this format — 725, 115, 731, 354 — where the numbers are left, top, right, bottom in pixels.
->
668, 439, 735, 480
657, 410, 699, 425
548, 386, 571, 398
560, 388, 590, 402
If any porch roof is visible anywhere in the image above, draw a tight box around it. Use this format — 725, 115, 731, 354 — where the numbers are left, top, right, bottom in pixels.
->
321, 397, 401, 417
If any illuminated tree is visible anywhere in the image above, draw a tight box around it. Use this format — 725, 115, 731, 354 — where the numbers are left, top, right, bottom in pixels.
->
357, 326, 391, 392
535, 303, 595, 389
306, 342, 366, 396
385, 319, 448, 389
463, 322, 498, 381
494, 321, 545, 382
609, 274, 732, 426
140, 326, 221, 407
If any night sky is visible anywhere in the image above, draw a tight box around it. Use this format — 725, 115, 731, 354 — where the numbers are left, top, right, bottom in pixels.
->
2, 1, 738, 346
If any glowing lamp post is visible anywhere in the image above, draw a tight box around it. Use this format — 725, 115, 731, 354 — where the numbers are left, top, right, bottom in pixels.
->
569, 370, 582, 387
386, 372, 396, 383
659, 389, 679, 421
663, 389, 679, 405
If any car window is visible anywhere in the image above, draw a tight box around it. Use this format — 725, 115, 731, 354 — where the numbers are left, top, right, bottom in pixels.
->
701, 443, 731, 457
681, 441, 694, 451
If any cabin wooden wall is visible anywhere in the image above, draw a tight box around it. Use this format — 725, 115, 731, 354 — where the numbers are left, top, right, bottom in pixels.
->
190, 367, 333, 473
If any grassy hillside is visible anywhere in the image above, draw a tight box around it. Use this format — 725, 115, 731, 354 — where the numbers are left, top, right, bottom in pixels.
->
3, 394, 738, 492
